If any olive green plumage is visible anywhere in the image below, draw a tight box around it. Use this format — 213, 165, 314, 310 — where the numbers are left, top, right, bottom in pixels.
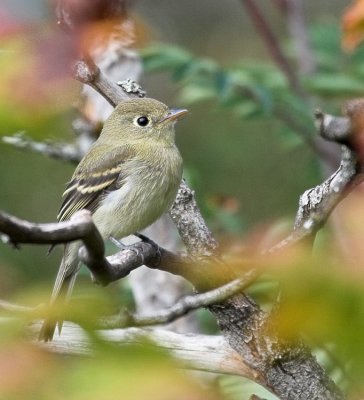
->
39, 98, 186, 341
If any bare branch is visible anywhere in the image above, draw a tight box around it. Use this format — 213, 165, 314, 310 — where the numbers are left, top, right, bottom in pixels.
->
36, 323, 256, 379
0, 265, 257, 329
0, 209, 115, 286
238, 0, 342, 169
286, 0, 316, 75
239, 0, 306, 99
0, 208, 233, 290
73, 58, 219, 262
169, 180, 219, 258
268, 110, 359, 254
67, 56, 343, 399
73, 58, 144, 106
99, 273, 258, 329
294, 133, 359, 233
0, 209, 96, 246
2, 133, 83, 164
315, 110, 351, 144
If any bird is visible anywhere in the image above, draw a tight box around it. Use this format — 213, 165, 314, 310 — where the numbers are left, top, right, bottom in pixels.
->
39, 97, 187, 341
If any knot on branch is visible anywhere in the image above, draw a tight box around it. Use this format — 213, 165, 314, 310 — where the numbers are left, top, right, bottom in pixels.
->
73, 59, 100, 83
314, 109, 351, 144
117, 79, 146, 98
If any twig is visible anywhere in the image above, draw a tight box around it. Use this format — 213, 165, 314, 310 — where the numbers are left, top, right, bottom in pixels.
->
237, 0, 341, 169
0, 205, 255, 295
240, 0, 306, 99
73, 60, 219, 260
0, 209, 113, 286
2, 133, 83, 164
0, 270, 257, 330
286, 0, 316, 75
73, 58, 145, 106
169, 179, 219, 258
70, 55, 344, 399
294, 118, 358, 232
0, 209, 98, 246
268, 108, 360, 254
99, 273, 258, 329
0, 264, 257, 330
315, 110, 351, 144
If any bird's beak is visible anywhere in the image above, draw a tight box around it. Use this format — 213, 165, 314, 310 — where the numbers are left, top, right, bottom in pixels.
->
160, 108, 189, 123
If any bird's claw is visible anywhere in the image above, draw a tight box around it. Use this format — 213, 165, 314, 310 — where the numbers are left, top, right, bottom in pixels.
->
110, 236, 145, 265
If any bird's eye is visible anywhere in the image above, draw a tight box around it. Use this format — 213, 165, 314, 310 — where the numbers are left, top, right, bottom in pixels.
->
136, 116, 150, 127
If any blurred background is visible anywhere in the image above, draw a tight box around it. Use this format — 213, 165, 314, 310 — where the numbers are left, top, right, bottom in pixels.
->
0, 0, 351, 292
2, 1, 364, 399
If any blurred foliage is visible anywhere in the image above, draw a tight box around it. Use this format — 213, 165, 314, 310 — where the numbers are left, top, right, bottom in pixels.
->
139, 18, 364, 396
2, 1, 364, 399
0, 31, 78, 137
0, 326, 221, 400
142, 23, 364, 115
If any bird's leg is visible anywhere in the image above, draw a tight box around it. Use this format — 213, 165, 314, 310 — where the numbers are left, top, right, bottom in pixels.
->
110, 234, 162, 266
109, 236, 145, 265
109, 236, 128, 251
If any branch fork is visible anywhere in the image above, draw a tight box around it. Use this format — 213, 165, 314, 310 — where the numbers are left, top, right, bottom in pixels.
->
3, 58, 363, 400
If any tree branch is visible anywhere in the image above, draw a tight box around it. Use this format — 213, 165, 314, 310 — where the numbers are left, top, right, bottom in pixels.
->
0, 54, 347, 398
73, 58, 145, 106
286, 0, 316, 75
98, 274, 258, 329
0, 209, 114, 286
69, 56, 344, 399
169, 179, 219, 258
268, 109, 359, 254
36, 323, 256, 379
0, 0, 352, 395
0, 207, 256, 303
239, 0, 306, 99
2, 133, 83, 164
0, 209, 98, 246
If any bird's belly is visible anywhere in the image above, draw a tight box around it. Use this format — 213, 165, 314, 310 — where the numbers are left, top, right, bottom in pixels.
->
92, 172, 179, 239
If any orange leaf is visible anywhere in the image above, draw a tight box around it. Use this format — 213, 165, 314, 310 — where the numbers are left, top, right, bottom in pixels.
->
342, 0, 364, 51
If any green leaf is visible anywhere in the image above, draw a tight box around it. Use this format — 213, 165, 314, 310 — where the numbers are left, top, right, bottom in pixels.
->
141, 44, 192, 72
172, 58, 218, 82
177, 83, 217, 105
305, 73, 364, 95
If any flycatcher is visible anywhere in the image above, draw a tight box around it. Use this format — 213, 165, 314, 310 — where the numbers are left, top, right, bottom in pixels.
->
40, 97, 187, 341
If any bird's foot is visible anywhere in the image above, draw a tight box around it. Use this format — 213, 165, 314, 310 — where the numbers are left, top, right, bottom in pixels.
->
110, 236, 145, 265
110, 234, 162, 267
134, 233, 162, 267
109, 236, 128, 251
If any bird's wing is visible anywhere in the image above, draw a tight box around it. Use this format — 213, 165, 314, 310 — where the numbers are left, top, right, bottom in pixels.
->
57, 145, 134, 222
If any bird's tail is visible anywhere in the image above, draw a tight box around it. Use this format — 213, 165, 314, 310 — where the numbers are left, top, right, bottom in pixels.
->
39, 247, 78, 342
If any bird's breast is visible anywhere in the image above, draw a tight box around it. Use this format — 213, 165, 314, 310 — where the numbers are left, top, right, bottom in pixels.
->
93, 145, 182, 239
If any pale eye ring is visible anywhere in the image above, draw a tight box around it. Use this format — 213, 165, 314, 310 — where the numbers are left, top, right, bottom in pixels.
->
135, 116, 150, 127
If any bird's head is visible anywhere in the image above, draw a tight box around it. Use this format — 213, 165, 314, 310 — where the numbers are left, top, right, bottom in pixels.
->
100, 97, 188, 145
